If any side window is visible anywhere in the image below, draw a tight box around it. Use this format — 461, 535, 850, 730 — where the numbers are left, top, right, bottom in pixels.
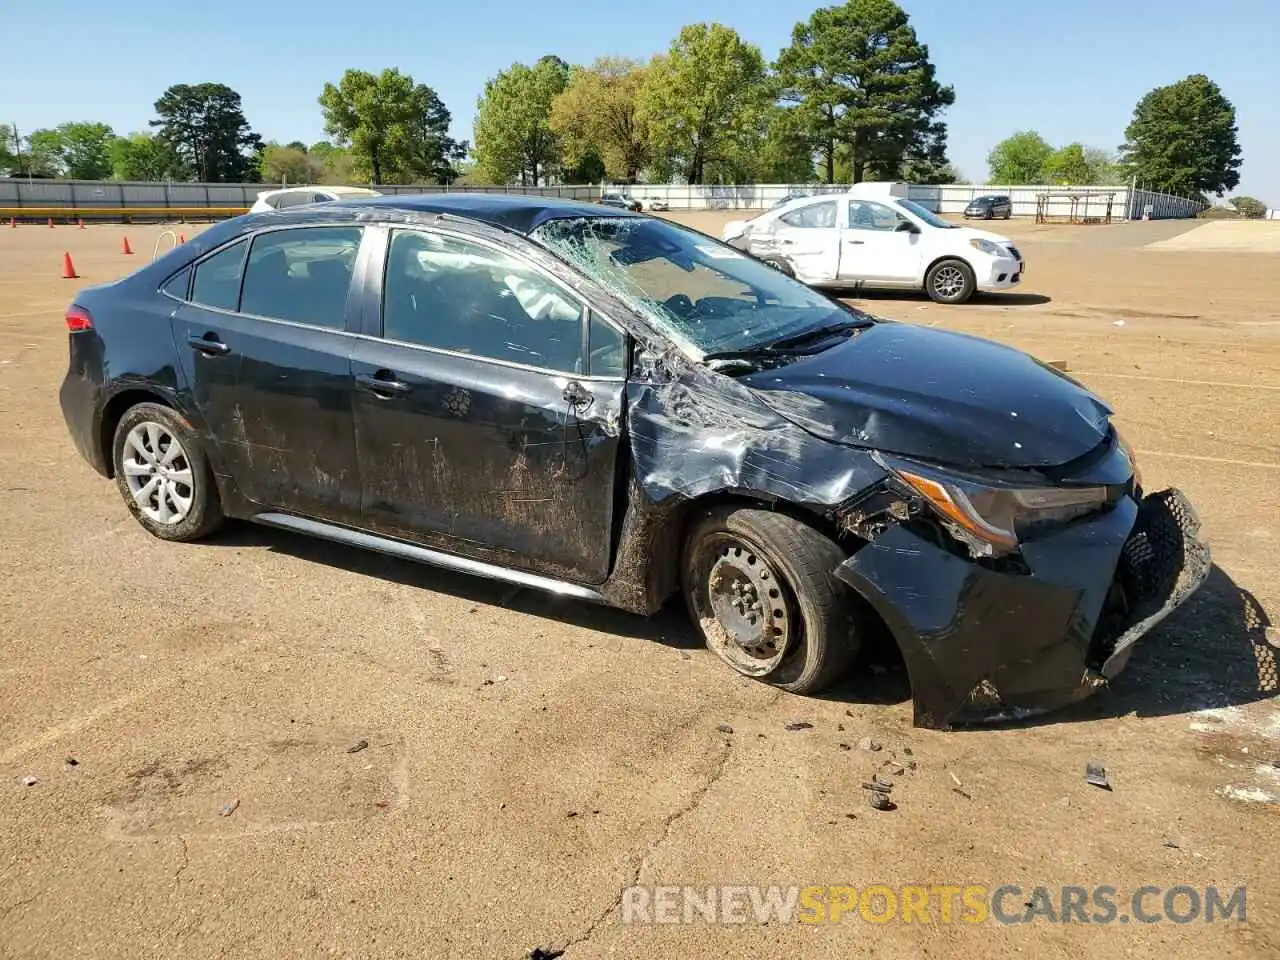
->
191, 240, 248, 311
382, 229, 585, 373
779, 200, 836, 229
161, 267, 191, 300
847, 201, 902, 231
240, 226, 363, 329
587, 311, 627, 378
311, 192, 336, 204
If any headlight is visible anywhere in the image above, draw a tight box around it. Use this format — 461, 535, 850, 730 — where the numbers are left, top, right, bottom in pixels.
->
969, 238, 1005, 256
882, 457, 1108, 556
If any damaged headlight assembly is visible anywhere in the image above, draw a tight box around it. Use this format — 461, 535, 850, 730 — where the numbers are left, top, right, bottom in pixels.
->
878, 455, 1110, 558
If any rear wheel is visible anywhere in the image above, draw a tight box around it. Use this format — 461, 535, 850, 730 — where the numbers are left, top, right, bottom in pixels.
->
682, 506, 859, 694
111, 402, 224, 542
759, 255, 795, 277
925, 258, 976, 304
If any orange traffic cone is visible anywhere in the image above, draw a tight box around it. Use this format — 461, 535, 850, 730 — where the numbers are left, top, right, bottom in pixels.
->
48, 217, 55, 228
78, 219, 85, 230
178, 233, 186, 244
62, 252, 78, 279
8, 217, 14, 228
122, 236, 133, 255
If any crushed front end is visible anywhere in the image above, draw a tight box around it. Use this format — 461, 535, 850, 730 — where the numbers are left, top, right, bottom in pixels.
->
832, 437, 1211, 729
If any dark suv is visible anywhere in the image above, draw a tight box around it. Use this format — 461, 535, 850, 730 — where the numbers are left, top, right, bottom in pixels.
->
963, 195, 1013, 220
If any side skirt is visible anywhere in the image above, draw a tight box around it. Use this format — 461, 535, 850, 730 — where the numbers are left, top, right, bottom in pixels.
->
252, 512, 606, 603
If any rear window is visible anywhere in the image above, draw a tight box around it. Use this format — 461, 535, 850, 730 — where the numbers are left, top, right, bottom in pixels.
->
239, 226, 363, 329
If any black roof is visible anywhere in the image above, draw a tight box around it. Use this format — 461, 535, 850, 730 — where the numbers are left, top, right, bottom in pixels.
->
341, 192, 642, 235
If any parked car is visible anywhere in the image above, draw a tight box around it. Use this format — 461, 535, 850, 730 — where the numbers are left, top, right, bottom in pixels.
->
963, 195, 1013, 220
722, 182, 1025, 304
58, 194, 1208, 728
772, 191, 811, 208
249, 185, 382, 213
647, 197, 670, 212
599, 192, 642, 212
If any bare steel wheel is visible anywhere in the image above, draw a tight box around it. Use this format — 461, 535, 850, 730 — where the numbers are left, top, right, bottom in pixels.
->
925, 258, 976, 304
112, 402, 223, 542
682, 505, 861, 694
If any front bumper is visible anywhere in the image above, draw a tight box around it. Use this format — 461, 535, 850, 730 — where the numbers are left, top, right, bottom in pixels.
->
976, 256, 1022, 289
835, 487, 1211, 729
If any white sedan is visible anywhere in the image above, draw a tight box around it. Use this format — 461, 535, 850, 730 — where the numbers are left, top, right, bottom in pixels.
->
249, 185, 382, 214
721, 183, 1024, 304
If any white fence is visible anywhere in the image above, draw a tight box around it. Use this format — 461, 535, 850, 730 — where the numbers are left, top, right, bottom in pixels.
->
0, 177, 1206, 221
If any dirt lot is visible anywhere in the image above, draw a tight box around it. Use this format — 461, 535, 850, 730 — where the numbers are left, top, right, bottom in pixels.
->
1, 214, 1278, 959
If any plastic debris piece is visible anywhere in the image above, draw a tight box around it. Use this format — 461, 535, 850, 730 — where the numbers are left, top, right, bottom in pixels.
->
838, 743, 852, 751
1085, 759, 1112, 790
949, 771, 963, 787
881, 760, 906, 777
346, 740, 369, 754
868, 791, 894, 811
20, 775, 38, 787
1162, 837, 1180, 849
529, 949, 565, 960
784, 722, 813, 731
65, 757, 79, 767
716, 724, 734, 734
218, 798, 240, 817
858, 736, 882, 752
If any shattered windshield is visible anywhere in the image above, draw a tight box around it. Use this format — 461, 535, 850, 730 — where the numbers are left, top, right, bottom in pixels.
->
531, 216, 858, 358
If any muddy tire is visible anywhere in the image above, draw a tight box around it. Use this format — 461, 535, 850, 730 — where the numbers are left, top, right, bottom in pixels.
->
682, 505, 859, 694
111, 402, 224, 542
925, 258, 976, 304
759, 256, 795, 277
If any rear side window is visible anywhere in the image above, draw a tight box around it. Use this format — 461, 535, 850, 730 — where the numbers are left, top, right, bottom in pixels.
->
780, 201, 836, 229
161, 267, 190, 300
191, 240, 248, 311
238, 227, 363, 329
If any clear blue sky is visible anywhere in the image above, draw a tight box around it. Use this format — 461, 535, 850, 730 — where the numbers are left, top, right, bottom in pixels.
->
3, 0, 1275, 200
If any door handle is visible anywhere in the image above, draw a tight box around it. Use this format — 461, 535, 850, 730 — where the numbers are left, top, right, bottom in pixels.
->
356, 371, 411, 396
188, 333, 230, 356
846, 239, 864, 245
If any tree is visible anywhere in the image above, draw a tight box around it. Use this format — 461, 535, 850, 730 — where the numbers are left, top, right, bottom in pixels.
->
319, 68, 465, 184
1229, 196, 1266, 219
550, 57, 651, 183
150, 83, 262, 181
1083, 146, 1121, 184
474, 56, 570, 185
638, 23, 769, 184
0, 124, 15, 173
774, 0, 955, 184
259, 141, 323, 184
109, 132, 181, 180
307, 141, 359, 183
987, 130, 1053, 184
1044, 143, 1094, 185
23, 129, 65, 176
1119, 74, 1242, 197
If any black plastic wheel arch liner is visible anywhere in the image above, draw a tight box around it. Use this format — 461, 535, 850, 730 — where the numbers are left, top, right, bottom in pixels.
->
833, 488, 1211, 729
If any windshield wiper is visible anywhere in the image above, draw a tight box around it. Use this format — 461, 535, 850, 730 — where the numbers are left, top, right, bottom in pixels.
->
702, 319, 872, 362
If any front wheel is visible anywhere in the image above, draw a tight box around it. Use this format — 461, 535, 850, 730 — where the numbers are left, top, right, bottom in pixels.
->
111, 402, 224, 541
682, 506, 859, 694
758, 255, 795, 277
925, 258, 976, 304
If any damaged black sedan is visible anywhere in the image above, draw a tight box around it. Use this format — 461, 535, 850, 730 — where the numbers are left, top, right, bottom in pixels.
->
59, 195, 1211, 728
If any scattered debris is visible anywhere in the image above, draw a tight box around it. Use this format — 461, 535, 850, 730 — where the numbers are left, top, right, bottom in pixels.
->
784, 722, 813, 731
494, 675, 508, 683
1113, 319, 1125, 326
1085, 760, 1112, 791
566, 811, 578, 818
716, 724, 734, 735
679, 652, 692, 661
844, 813, 857, 820
529, 948, 565, 960
65, 757, 79, 767
868, 791, 894, 811
880, 760, 906, 777
858, 736, 882, 752
837, 723, 845, 732
218, 798, 240, 817
949, 771, 963, 788
861, 775, 894, 793
838, 742, 852, 751
1162, 837, 1180, 849
952, 788, 972, 800
903, 747, 913, 757
374, 801, 391, 811
19, 775, 38, 787
346, 740, 370, 754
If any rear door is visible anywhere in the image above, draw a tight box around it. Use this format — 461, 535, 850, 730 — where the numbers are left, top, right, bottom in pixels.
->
772, 199, 840, 284
170, 224, 367, 522
839, 200, 922, 283
349, 226, 627, 584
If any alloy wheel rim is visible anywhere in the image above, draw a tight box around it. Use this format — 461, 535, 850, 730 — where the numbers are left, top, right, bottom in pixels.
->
703, 537, 792, 674
933, 266, 965, 299
122, 422, 195, 525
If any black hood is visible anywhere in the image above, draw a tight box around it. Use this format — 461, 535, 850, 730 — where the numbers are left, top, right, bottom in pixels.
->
740, 322, 1112, 469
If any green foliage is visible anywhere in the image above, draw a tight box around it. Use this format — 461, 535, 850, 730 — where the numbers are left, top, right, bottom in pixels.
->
1083, 146, 1121, 184
1229, 196, 1266, 218
638, 23, 769, 184
550, 58, 650, 182
24, 122, 118, 178
319, 68, 464, 185
306, 141, 360, 183
24, 129, 65, 176
259, 142, 323, 184
1120, 74, 1242, 197
0, 123, 15, 173
754, 106, 819, 183
774, 0, 955, 184
1043, 143, 1093, 185
151, 83, 262, 181
474, 55, 570, 185
987, 130, 1053, 184
109, 132, 182, 180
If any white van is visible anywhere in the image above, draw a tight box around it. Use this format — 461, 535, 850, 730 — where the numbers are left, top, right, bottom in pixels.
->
721, 182, 1025, 304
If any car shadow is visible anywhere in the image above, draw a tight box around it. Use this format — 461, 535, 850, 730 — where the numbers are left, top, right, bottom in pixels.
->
840, 290, 1053, 308
207, 521, 704, 649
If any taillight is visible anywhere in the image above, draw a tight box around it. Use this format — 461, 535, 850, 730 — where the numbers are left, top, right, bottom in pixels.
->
66, 305, 93, 332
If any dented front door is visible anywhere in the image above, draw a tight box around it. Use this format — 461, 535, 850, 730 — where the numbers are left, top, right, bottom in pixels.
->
350, 226, 625, 584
